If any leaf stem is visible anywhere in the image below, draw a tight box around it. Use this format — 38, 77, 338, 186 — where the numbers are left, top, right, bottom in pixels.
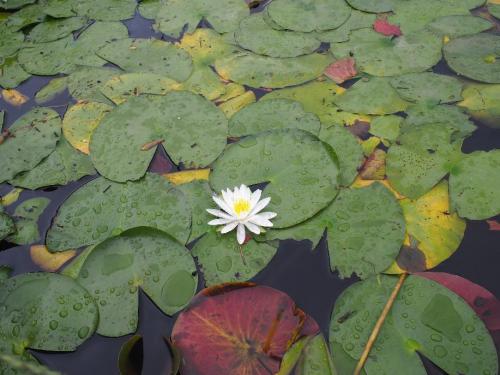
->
353, 273, 407, 375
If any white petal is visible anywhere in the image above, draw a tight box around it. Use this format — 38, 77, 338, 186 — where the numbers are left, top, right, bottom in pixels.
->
206, 209, 234, 220
212, 195, 234, 215
250, 196, 271, 215
208, 218, 234, 226
221, 221, 238, 233
257, 211, 277, 220
244, 221, 261, 235
241, 184, 251, 200
236, 223, 246, 244
249, 214, 274, 227
249, 189, 261, 209
221, 188, 234, 208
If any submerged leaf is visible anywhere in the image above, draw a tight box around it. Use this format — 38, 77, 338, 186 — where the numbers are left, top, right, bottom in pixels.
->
6, 197, 50, 245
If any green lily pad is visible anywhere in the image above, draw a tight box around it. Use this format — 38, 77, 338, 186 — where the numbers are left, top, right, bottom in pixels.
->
332, 29, 442, 77
0, 265, 12, 281
192, 231, 277, 286
0, 55, 30, 89
90, 91, 227, 182
369, 115, 402, 142
176, 180, 212, 243
27, 16, 88, 43
6, 197, 49, 245
46, 173, 191, 251
458, 83, 500, 129
333, 77, 409, 115
0, 107, 61, 183
262, 80, 365, 126
73, 0, 136, 21
97, 38, 193, 82
267, 0, 351, 32
18, 35, 75, 75
330, 274, 498, 375
229, 98, 321, 137
100, 73, 179, 105
0, 207, 15, 241
75, 227, 197, 337
0, 0, 35, 9
62, 101, 113, 155
5, 3, 46, 30
389, 72, 463, 104
387, 123, 462, 199
490, 4, 500, 19
427, 15, 492, 38
235, 14, 321, 58
318, 124, 364, 186
449, 150, 500, 220
210, 129, 339, 228
215, 52, 332, 88
443, 33, 500, 84
0, 273, 98, 374
68, 66, 120, 104
43, 0, 78, 18
144, 0, 248, 38
328, 183, 405, 278
314, 9, 376, 44
344, 0, 395, 13
0, 24, 24, 58
35, 77, 68, 104
402, 103, 477, 139
9, 138, 95, 190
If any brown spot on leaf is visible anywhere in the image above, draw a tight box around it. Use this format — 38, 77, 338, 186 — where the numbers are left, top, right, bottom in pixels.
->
395, 245, 427, 272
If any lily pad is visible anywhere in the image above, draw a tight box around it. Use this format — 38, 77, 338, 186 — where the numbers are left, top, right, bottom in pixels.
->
314, 9, 376, 44
0, 0, 35, 9
0, 55, 30, 89
46, 173, 191, 251
0, 273, 98, 373
90, 91, 228, 182
210, 129, 339, 228
100, 73, 179, 105
73, 0, 136, 21
35, 77, 68, 104
27, 16, 88, 43
369, 115, 402, 142
0, 107, 61, 183
0, 207, 14, 241
229, 98, 321, 137
318, 124, 364, 186
449, 150, 500, 220
332, 29, 442, 77
386, 180, 466, 274
402, 103, 477, 139
18, 35, 75, 75
43, 0, 78, 18
9, 138, 96, 190
68, 66, 120, 104
427, 15, 492, 38
490, 4, 500, 19
172, 283, 319, 375
267, 0, 351, 32
235, 14, 321, 58
330, 274, 498, 375
262, 80, 368, 125
75, 227, 197, 337
214, 52, 332, 89
333, 77, 409, 115
63, 101, 113, 155
97, 38, 193, 82
192, 231, 277, 286
458, 83, 500, 129
4, 3, 46, 30
0, 24, 24, 58
176, 180, 212, 243
6, 197, 49, 245
145, 0, 248, 38
386, 123, 462, 199
443, 34, 500, 84
389, 72, 463, 104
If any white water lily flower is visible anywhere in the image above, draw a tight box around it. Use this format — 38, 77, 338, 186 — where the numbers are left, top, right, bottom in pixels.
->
207, 184, 277, 245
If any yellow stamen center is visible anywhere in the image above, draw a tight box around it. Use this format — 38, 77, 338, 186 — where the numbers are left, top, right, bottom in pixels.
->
233, 199, 250, 216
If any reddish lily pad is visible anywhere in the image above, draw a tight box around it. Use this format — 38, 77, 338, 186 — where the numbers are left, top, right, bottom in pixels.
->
373, 18, 402, 37
324, 58, 357, 84
171, 283, 319, 375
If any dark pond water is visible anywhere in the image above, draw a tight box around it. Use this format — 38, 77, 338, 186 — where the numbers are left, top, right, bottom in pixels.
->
0, 7, 499, 375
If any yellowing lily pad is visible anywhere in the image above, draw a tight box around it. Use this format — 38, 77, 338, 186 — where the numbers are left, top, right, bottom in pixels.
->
458, 83, 500, 129
63, 101, 113, 154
